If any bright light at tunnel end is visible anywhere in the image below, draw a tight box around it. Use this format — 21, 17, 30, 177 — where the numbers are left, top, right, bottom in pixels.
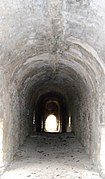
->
45, 114, 60, 133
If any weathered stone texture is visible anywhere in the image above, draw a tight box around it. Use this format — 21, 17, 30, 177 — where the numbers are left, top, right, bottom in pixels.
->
0, 0, 105, 177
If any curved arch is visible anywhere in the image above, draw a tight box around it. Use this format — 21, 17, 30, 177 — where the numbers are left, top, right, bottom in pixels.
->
35, 91, 69, 133
45, 114, 58, 132
2, 43, 105, 174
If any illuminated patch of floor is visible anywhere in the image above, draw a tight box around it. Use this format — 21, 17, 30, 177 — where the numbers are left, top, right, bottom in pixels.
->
1, 133, 103, 179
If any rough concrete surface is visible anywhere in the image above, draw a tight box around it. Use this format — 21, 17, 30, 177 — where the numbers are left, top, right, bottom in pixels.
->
0, 0, 105, 177
1, 133, 103, 179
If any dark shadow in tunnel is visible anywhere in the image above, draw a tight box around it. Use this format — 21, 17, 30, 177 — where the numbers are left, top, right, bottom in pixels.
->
34, 92, 69, 133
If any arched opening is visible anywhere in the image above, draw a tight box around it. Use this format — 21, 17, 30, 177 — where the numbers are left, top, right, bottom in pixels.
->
1, 47, 105, 177
44, 101, 60, 132
1, 0, 105, 177
45, 114, 59, 132
34, 92, 69, 133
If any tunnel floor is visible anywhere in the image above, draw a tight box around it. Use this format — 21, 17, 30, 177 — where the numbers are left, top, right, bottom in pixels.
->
1, 133, 102, 179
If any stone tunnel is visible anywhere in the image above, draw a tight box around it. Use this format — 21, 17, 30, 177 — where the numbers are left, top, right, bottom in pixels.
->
0, 0, 105, 178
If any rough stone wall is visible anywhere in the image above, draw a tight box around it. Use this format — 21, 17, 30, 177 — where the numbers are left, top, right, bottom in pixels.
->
0, 71, 4, 173
0, 0, 105, 177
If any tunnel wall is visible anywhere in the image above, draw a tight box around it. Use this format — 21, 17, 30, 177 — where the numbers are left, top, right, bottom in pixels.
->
0, 0, 105, 177
0, 71, 5, 173
0, 50, 104, 175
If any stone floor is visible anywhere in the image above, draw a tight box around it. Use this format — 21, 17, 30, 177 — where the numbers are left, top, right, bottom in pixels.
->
1, 133, 103, 179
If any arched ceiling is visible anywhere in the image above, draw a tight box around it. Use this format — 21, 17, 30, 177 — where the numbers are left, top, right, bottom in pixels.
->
0, 0, 105, 112
0, 0, 105, 67
1, 1, 105, 172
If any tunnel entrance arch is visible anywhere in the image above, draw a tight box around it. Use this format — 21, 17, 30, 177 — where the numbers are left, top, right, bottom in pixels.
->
45, 114, 59, 132
34, 92, 69, 133
44, 100, 60, 132
1, 44, 105, 176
